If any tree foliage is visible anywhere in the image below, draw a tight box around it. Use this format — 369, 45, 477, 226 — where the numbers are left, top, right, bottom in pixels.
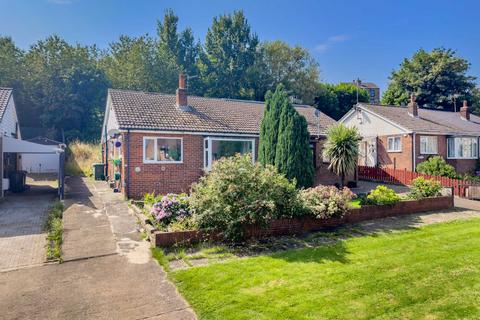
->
254, 41, 320, 104
324, 124, 361, 187
314, 83, 369, 120
382, 48, 477, 110
263, 85, 314, 188
199, 11, 259, 99
22, 36, 109, 140
258, 85, 289, 165
0, 9, 371, 142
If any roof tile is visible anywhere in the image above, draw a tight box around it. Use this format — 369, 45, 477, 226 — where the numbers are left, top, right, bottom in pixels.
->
109, 89, 336, 136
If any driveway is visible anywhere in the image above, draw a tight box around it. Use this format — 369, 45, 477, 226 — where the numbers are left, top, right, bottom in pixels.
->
0, 183, 56, 271
0, 177, 195, 320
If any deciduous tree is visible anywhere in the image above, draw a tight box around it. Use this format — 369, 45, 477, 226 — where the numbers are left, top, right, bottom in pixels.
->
382, 48, 477, 110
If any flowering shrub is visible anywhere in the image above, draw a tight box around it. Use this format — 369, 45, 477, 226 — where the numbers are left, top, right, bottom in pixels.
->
409, 177, 442, 199
189, 154, 298, 241
416, 156, 457, 178
366, 185, 400, 205
149, 193, 196, 231
299, 186, 355, 219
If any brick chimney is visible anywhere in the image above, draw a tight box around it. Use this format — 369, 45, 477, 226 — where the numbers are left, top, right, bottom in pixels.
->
407, 93, 418, 117
460, 100, 470, 120
176, 73, 189, 111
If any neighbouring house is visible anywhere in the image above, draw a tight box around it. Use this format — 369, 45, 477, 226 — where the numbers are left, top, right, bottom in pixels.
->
101, 75, 339, 199
0, 88, 21, 139
340, 95, 480, 174
357, 81, 380, 104
0, 88, 65, 198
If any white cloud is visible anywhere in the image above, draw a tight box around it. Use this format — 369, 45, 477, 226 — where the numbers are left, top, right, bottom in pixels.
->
314, 34, 350, 53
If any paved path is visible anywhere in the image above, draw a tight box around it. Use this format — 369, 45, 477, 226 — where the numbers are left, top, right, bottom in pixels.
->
0, 186, 56, 271
0, 177, 195, 320
356, 197, 480, 234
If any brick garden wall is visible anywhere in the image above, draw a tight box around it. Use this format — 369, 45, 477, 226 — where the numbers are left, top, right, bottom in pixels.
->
151, 195, 454, 246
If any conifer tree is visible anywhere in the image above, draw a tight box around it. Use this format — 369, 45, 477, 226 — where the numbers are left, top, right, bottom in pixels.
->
262, 85, 314, 188
258, 85, 288, 165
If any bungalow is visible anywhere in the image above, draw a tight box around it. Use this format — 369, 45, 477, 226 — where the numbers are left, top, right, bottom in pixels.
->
101, 75, 338, 199
340, 95, 480, 174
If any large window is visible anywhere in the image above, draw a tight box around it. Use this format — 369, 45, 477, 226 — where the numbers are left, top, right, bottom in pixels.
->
143, 137, 183, 163
420, 136, 438, 155
448, 137, 478, 159
387, 136, 402, 152
204, 137, 254, 170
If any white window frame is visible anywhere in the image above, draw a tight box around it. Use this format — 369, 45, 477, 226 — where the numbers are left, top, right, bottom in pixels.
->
420, 136, 438, 155
387, 136, 402, 152
204, 137, 255, 171
447, 136, 479, 159
143, 136, 183, 164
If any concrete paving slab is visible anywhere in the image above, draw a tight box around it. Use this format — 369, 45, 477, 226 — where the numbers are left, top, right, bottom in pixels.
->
0, 186, 55, 271
0, 176, 196, 319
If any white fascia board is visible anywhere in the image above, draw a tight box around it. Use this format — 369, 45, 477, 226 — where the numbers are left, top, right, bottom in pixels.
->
357, 104, 411, 134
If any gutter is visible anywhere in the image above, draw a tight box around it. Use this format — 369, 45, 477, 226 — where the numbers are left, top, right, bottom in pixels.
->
125, 129, 130, 199
412, 132, 416, 172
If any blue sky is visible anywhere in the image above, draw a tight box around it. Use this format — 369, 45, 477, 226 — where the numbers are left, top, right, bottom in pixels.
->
1, 0, 479, 92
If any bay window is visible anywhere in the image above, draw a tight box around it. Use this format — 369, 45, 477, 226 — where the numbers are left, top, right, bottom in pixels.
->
143, 137, 183, 163
420, 136, 438, 154
447, 137, 478, 159
387, 136, 402, 152
204, 137, 254, 170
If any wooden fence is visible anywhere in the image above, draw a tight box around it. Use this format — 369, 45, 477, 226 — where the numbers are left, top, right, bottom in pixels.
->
358, 165, 478, 197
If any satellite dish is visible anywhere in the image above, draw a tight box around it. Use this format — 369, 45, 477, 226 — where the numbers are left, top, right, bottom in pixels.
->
107, 129, 121, 137
314, 109, 320, 117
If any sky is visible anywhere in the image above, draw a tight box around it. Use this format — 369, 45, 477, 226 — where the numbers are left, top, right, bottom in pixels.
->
1, 0, 480, 93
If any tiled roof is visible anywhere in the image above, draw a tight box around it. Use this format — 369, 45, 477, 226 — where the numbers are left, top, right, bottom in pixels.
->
359, 82, 379, 89
360, 103, 480, 135
0, 88, 12, 122
109, 89, 336, 136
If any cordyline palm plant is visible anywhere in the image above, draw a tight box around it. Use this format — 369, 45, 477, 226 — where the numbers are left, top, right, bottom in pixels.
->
324, 124, 361, 187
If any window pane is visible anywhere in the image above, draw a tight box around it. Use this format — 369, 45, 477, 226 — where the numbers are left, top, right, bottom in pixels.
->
211, 140, 253, 161
448, 138, 455, 157
157, 138, 182, 161
144, 138, 155, 161
394, 137, 401, 150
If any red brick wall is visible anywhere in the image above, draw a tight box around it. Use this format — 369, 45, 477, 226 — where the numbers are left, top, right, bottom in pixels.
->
313, 138, 341, 185
125, 132, 204, 199
376, 134, 477, 174
152, 195, 454, 246
377, 134, 413, 170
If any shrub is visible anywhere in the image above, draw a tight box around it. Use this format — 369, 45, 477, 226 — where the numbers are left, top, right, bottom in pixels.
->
150, 193, 196, 231
409, 177, 442, 199
366, 185, 401, 205
44, 201, 64, 261
416, 156, 457, 178
65, 140, 101, 177
299, 186, 354, 219
189, 154, 298, 241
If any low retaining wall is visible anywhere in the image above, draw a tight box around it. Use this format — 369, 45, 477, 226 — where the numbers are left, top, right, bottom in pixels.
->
132, 196, 453, 247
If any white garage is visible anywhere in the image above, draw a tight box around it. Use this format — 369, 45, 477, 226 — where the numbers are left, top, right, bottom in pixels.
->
21, 137, 65, 173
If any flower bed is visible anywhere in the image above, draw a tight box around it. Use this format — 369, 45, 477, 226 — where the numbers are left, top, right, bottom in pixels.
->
132, 195, 454, 247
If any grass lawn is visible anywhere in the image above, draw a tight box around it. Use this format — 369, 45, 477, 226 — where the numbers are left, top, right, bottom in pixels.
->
170, 219, 480, 319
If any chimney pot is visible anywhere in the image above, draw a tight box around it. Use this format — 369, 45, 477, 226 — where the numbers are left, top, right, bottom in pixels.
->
179, 73, 186, 90
408, 93, 418, 117
460, 100, 470, 120
176, 73, 188, 110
